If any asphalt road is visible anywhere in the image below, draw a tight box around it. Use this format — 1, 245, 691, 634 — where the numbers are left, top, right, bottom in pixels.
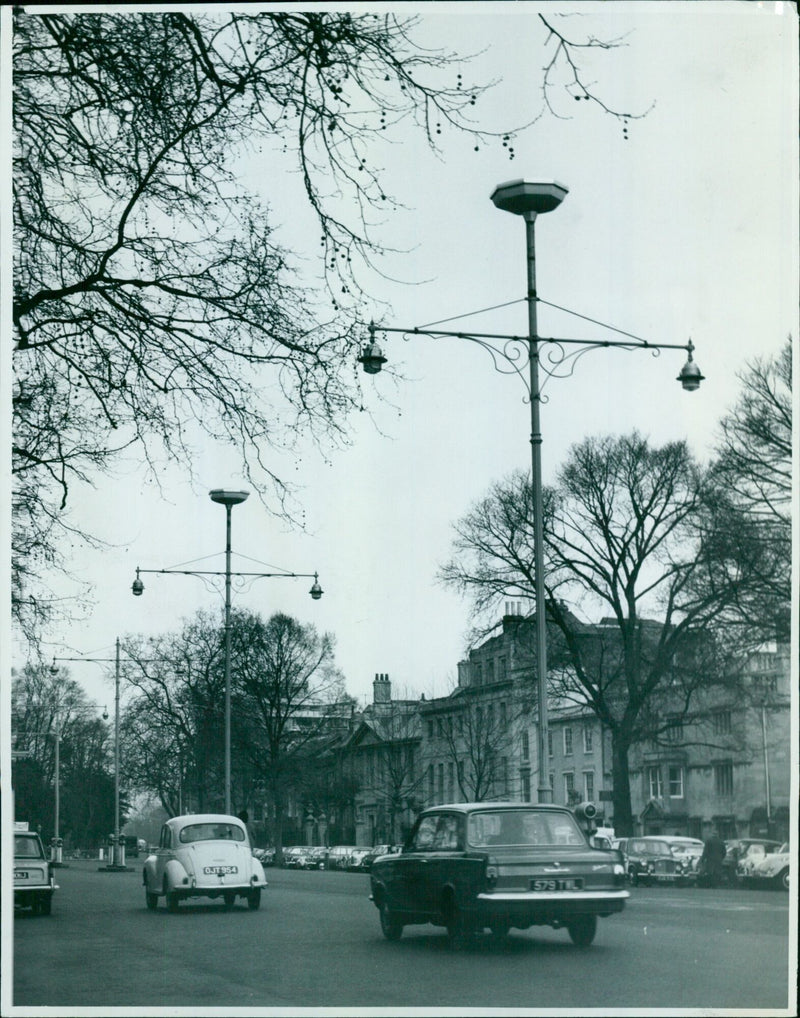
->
11, 861, 794, 1011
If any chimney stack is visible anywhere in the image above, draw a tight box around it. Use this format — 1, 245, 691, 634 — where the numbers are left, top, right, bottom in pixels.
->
373, 672, 391, 704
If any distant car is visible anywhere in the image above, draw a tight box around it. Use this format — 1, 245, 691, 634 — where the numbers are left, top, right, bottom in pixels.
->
347, 848, 373, 871
325, 845, 359, 870
724, 839, 783, 885
749, 843, 790, 890
619, 836, 703, 886
281, 846, 306, 868
362, 844, 401, 871
369, 802, 628, 947
14, 830, 58, 915
303, 847, 328, 870
142, 814, 267, 911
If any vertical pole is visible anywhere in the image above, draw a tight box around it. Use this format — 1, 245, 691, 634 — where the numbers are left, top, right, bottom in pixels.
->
761, 705, 771, 828
54, 727, 60, 843
114, 637, 121, 865
224, 503, 233, 815
524, 211, 551, 805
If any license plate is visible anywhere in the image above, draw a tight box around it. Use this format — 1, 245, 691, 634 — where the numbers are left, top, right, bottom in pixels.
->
14, 871, 29, 880
204, 865, 238, 875
531, 878, 582, 891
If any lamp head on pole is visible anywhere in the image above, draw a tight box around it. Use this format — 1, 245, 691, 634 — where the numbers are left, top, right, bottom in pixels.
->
490, 179, 569, 218
309, 573, 323, 600
677, 340, 705, 392
131, 568, 144, 597
209, 489, 250, 508
49, 658, 59, 675
358, 321, 387, 375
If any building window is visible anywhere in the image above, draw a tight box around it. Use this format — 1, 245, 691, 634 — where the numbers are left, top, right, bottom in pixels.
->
521, 731, 529, 761
500, 701, 507, 726
497, 656, 507, 682
500, 757, 509, 795
428, 764, 434, 803
447, 762, 454, 802
564, 771, 575, 803
714, 763, 734, 797
712, 711, 732, 736
665, 717, 683, 743
437, 718, 443, 737
437, 763, 444, 803
647, 766, 663, 799
548, 729, 553, 757
549, 772, 555, 790
427, 720, 434, 738
583, 725, 593, 754
457, 759, 464, 790
474, 661, 483, 685
668, 766, 684, 798
583, 771, 594, 801
563, 727, 573, 756
487, 703, 494, 729
521, 771, 531, 802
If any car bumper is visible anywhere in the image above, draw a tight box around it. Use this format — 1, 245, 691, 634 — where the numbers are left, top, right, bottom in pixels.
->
475, 888, 629, 917
15, 884, 57, 905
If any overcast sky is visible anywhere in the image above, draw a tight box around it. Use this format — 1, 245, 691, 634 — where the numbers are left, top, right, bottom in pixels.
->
8, 2, 798, 718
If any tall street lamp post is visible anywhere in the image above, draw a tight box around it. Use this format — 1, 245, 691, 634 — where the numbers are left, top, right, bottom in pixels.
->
132, 488, 324, 816
51, 644, 124, 867
359, 179, 704, 804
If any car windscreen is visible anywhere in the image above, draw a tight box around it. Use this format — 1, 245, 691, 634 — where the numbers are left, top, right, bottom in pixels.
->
15, 836, 45, 859
178, 823, 245, 844
467, 810, 585, 848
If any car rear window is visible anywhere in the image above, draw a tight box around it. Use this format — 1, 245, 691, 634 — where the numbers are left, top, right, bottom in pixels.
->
15, 836, 45, 859
179, 823, 245, 843
467, 810, 585, 848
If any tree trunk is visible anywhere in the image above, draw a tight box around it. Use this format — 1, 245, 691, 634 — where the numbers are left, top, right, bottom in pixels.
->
610, 734, 635, 837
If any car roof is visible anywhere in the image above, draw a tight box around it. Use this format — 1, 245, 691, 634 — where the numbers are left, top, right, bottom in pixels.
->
166, 813, 246, 828
421, 802, 575, 815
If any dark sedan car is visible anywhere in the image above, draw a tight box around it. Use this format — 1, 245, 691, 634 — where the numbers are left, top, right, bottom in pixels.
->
369, 802, 628, 947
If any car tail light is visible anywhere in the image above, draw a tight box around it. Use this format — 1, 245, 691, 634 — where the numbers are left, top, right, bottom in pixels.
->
485, 858, 498, 888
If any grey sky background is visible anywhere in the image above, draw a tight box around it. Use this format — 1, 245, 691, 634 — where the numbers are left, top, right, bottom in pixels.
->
8, 2, 798, 718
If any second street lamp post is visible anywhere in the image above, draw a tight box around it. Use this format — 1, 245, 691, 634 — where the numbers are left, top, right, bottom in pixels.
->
132, 488, 324, 816
359, 178, 704, 805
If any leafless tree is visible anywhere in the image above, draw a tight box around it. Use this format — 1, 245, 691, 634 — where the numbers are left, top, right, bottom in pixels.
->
12, 665, 115, 844
710, 339, 792, 637
425, 689, 520, 803
355, 695, 424, 843
440, 432, 766, 834
12, 9, 643, 644
120, 611, 227, 815
232, 610, 349, 860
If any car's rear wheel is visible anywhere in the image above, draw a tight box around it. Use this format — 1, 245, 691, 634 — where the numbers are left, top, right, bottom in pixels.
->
567, 914, 597, 948
247, 888, 261, 911
36, 895, 52, 916
777, 869, 789, 891
379, 901, 403, 941
166, 890, 180, 912
145, 888, 158, 910
489, 921, 510, 940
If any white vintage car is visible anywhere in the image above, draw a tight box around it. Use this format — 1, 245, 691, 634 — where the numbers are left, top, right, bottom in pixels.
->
749, 843, 790, 891
143, 814, 267, 912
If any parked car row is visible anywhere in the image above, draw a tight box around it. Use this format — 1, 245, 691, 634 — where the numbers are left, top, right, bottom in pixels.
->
252, 843, 402, 871
610, 835, 790, 890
